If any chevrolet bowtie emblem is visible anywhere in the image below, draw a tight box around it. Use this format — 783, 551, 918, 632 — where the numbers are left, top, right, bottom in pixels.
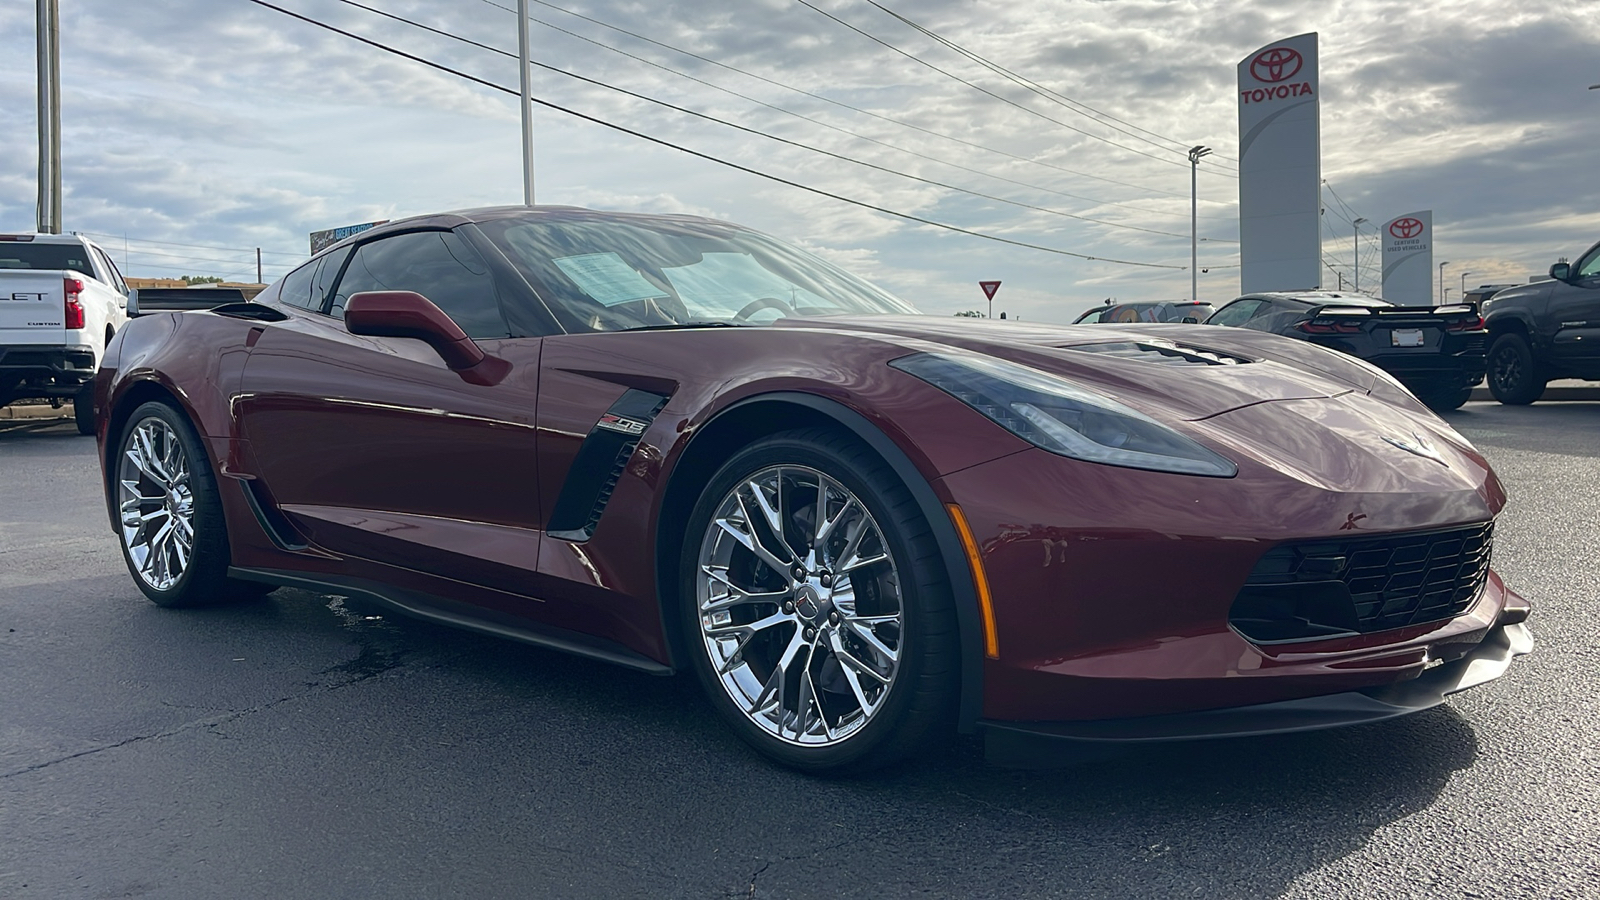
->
1384, 430, 1446, 466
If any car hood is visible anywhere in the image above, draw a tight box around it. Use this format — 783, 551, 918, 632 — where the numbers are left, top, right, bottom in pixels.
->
775, 315, 1401, 422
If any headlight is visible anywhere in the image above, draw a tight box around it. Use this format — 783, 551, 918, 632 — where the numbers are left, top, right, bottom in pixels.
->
890, 352, 1237, 477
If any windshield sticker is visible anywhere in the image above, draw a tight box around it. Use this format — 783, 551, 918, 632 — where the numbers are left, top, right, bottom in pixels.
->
552, 252, 669, 307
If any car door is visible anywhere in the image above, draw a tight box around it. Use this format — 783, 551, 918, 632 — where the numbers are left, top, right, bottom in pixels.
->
237, 228, 545, 595
1548, 242, 1600, 376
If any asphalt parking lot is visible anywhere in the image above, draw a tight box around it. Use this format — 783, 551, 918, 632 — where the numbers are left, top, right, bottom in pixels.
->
2, 402, 1596, 899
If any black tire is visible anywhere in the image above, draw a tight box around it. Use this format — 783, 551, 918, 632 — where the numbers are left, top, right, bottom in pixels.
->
73, 382, 96, 436
1415, 381, 1473, 412
679, 428, 958, 772
114, 401, 265, 607
1487, 333, 1545, 405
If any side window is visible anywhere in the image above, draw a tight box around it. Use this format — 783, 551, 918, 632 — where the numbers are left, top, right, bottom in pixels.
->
313, 247, 351, 311
329, 230, 508, 339
1206, 299, 1261, 327
91, 247, 127, 294
1241, 301, 1298, 333
1575, 244, 1600, 280
277, 259, 319, 310
1077, 309, 1104, 324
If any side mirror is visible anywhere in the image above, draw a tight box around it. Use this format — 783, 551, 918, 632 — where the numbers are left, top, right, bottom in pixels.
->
345, 291, 509, 386
1181, 316, 1199, 324
1550, 262, 1571, 282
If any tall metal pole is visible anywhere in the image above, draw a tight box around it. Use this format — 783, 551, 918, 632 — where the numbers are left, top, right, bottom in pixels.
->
1187, 145, 1211, 303
36, 0, 61, 234
517, 0, 535, 206
1438, 261, 1449, 307
1352, 218, 1366, 293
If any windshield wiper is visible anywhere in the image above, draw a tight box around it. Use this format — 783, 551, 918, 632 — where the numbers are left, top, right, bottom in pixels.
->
618, 320, 748, 332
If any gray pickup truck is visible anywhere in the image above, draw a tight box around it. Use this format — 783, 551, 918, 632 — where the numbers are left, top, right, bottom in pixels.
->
1481, 239, 1600, 404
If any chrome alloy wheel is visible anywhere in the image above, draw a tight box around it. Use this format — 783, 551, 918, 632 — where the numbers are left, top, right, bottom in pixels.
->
118, 416, 195, 591
696, 466, 903, 746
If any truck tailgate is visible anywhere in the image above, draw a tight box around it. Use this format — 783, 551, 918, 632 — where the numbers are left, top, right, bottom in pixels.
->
0, 271, 66, 345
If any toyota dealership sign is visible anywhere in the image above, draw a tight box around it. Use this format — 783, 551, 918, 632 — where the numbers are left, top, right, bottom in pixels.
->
1381, 210, 1434, 305
1237, 33, 1321, 293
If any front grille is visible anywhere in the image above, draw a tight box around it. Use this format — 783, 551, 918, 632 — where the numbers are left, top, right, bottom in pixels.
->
1230, 522, 1494, 643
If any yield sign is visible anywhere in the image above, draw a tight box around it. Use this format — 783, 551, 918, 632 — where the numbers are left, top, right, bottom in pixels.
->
979, 280, 1001, 300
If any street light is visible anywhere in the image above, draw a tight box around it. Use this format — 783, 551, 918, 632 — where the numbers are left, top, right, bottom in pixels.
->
1352, 218, 1367, 292
1459, 270, 1474, 297
1438, 261, 1449, 307
1188, 145, 1212, 304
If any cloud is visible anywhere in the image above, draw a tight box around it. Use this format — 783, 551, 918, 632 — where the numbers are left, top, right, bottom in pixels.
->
0, 0, 1594, 319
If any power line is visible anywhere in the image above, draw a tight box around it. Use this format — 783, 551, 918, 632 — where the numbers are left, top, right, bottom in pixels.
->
794, 0, 1236, 178
865, 1, 1240, 167
485, 0, 1196, 200
240, 0, 1188, 269
77, 230, 304, 258
330, 0, 1214, 240
465, 0, 1233, 223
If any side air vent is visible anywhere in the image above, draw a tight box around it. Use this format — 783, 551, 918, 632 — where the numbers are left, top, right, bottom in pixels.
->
1068, 341, 1251, 366
547, 388, 670, 542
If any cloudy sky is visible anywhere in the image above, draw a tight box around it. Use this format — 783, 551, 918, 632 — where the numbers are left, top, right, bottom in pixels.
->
1, 0, 1596, 322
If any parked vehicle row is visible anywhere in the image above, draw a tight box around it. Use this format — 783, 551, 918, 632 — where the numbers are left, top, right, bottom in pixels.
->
0, 233, 129, 434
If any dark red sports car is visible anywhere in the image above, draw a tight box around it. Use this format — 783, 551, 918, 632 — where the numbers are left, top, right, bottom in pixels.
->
97, 206, 1531, 770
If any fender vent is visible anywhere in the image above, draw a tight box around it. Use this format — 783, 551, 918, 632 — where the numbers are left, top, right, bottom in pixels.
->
547, 388, 669, 542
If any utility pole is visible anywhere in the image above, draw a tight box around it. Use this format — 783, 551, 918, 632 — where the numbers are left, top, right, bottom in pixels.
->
36, 0, 61, 234
256, 248, 263, 284
1352, 218, 1367, 292
517, 0, 535, 205
1188, 145, 1211, 302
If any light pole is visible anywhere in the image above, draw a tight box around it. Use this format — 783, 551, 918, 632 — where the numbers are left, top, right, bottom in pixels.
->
517, 0, 535, 205
1438, 261, 1449, 307
1188, 145, 1211, 303
1459, 270, 1473, 298
1352, 217, 1367, 292
36, 0, 61, 234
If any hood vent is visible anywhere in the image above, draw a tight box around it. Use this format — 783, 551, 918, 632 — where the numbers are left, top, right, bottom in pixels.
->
1067, 340, 1252, 367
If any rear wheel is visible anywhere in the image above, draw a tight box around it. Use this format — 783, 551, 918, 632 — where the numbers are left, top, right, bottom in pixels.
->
1487, 333, 1545, 405
73, 382, 95, 436
115, 401, 266, 607
1415, 381, 1473, 412
680, 429, 957, 772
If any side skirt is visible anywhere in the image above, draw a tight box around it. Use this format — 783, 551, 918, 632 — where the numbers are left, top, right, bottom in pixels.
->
228, 566, 674, 676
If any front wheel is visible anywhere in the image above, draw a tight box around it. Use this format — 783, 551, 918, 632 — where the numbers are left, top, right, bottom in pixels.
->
680, 429, 958, 772
1487, 333, 1545, 405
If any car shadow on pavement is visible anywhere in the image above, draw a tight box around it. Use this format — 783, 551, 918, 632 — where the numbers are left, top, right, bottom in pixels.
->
140, 584, 1484, 899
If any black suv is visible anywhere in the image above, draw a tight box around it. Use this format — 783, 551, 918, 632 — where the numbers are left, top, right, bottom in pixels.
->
1480, 239, 1600, 404
1204, 292, 1488, 411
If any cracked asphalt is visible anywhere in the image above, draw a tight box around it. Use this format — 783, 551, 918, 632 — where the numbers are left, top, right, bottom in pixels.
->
2, 403, 1597, 899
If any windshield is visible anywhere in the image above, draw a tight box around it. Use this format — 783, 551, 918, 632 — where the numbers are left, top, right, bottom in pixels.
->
477, 214, 918, 332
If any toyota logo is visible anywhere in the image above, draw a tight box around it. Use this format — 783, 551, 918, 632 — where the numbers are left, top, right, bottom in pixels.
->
1250, 47, 1303, 83
1389, 217, 1425, 239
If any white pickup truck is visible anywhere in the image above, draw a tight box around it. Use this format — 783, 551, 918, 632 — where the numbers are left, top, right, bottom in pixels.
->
0, 233, 129, 434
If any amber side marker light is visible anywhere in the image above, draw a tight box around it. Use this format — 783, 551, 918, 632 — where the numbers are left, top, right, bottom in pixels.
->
946, 503, 999, 659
